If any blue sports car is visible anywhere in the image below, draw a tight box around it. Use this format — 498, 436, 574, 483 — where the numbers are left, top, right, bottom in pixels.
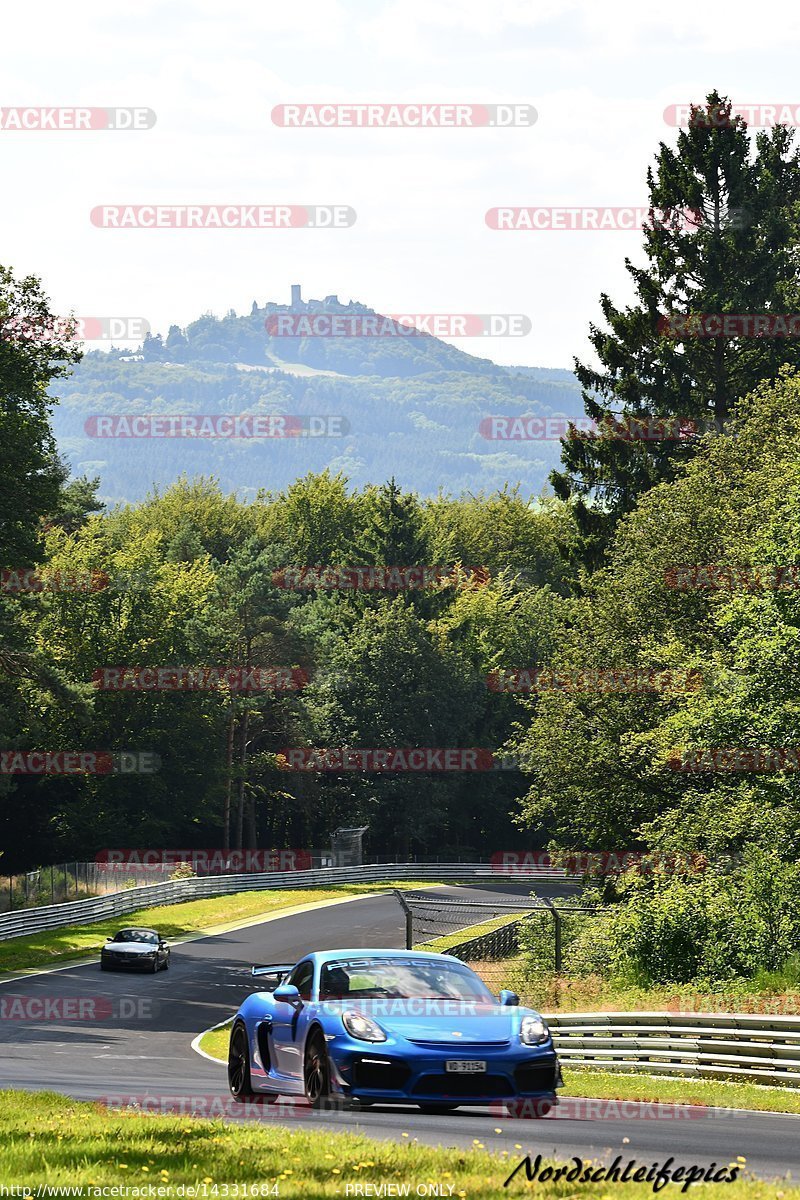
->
227, 948, 562, 1113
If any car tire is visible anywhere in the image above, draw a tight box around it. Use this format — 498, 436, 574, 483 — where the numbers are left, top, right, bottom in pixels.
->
304, 1030, 333, 1109
228, 1023, 254, 1098
161, 956, 169, 971
150, 956, 159, 973
506, 1098, 553, 1118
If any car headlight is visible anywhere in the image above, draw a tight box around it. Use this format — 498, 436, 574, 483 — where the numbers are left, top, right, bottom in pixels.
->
342, 1010, 387, 1042
520, 1016, 550, 1045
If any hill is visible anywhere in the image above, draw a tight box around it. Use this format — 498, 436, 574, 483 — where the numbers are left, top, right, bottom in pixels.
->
49, 287, 584, 504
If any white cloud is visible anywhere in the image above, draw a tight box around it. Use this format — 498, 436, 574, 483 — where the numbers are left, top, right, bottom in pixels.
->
3, 0, 800, 369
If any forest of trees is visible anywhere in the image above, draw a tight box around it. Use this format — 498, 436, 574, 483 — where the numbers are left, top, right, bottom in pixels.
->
4, 93, 800, 987
50, 342, 582, 505
0, 439, 577, 867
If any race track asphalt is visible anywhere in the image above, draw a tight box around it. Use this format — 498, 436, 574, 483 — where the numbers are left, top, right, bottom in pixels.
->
1, 883, 798, 1181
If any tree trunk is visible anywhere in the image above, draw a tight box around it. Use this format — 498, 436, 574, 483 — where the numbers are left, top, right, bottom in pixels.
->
246, 790, 257, 850
223, 710, 235, 851
235, 708, 250, 850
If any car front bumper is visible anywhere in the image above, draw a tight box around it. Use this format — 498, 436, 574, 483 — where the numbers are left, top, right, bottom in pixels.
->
327, 1037, 562, 1104
101, 953, 159, 970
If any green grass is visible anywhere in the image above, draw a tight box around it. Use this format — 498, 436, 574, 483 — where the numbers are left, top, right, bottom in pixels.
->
0, 882, 436, 974
416, 912, 528, 954
565, 1068, 800, 1115
530, 973, 800, 1015
458, 956, 800, 1017
198, 1019, 233, 1061
0, 1090, 784, 1196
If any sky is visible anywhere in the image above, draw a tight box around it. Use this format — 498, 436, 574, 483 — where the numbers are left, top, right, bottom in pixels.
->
4, 0, 800, 369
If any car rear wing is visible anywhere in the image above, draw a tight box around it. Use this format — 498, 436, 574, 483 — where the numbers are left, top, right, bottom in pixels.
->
251, 964, 294, 990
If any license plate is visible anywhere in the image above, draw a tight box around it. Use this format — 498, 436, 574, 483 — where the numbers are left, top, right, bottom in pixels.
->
445, 1060, 487, 1074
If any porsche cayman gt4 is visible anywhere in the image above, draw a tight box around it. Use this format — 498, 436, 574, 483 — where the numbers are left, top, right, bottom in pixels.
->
227, 948, 562, 1113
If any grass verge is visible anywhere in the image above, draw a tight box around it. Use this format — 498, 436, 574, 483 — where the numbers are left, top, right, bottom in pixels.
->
416, 912, 527, 954
0, 882, 436, 974
533, 974, 800, 1015
198, 1018, 233, 1062
0, 1090, 785, 1196
461, 956, 800, 1017
565, 1067, 800, 1115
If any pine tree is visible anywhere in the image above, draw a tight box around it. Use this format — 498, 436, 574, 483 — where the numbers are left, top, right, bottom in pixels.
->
551, 91, 800, 565
360, 478, 428, 566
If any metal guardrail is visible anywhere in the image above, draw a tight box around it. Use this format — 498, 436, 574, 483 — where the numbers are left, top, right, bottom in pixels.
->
0, 862, 565, 942
436, 916, 529, 961
544, 1011, 800, 1088
5, 871, 800, 1090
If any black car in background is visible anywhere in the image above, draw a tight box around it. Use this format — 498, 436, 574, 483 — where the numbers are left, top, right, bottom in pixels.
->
100, 927, 170, 972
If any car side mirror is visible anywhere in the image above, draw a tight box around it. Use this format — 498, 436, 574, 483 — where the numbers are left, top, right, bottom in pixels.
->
273, 983, 302, 1004
499, 990, 520, 1007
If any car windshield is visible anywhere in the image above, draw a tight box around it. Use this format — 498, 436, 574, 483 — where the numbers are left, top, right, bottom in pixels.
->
319, 957, 494, 1001
113, 930, 158, 944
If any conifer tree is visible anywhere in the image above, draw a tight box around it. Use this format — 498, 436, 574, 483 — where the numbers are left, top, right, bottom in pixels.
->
552, 92, 800, 565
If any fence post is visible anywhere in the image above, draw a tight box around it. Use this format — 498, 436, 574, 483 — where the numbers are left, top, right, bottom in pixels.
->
540, 898, 562, 972
393, 889, 414, 949
553, 908, 562, 972
8, 877, 12, 912
51, 865, 55, 905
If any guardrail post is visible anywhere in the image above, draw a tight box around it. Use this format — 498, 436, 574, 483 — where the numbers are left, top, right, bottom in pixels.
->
393, 888, 414, 949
